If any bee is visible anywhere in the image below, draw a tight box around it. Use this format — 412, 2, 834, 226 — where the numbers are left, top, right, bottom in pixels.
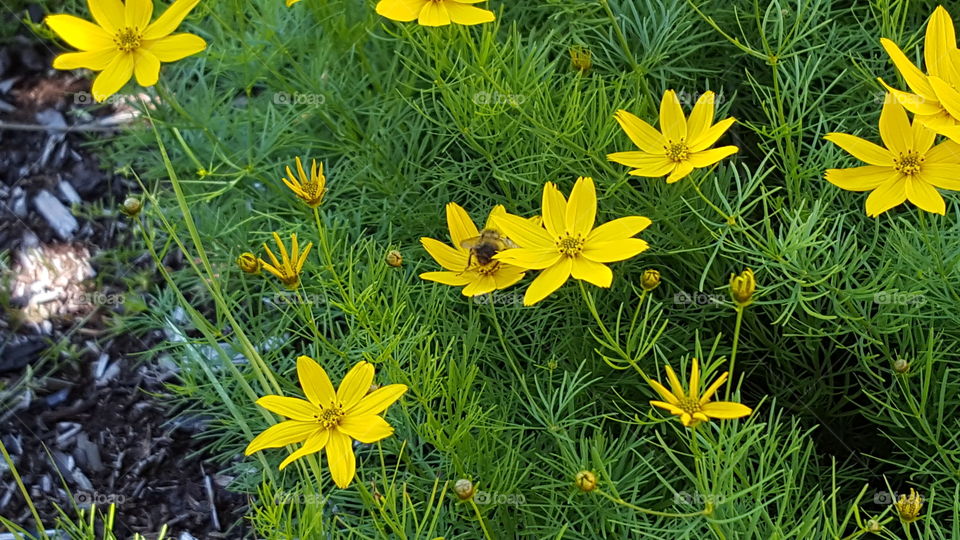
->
460, 229, 516, 270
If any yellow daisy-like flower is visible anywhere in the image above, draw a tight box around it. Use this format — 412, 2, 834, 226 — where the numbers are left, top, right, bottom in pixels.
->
281, 157, 327, 208
893, 488, 924, 523
260, 232, 312, 289
648, 358, 752, 428
420, 203, 526, 297
245, 357, 407, 488
879, 6, 960, 142
45, 0, 206, 102
375, 0, 495, 27
285, 0, 301, 6
494, 176, 652, 306
824, 97, 960, 216
607, 90, 738, 183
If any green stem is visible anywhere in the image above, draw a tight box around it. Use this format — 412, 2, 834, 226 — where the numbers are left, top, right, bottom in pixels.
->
594, 488, 708, 518
725, 306, 744, 400
469, 500, 494, 540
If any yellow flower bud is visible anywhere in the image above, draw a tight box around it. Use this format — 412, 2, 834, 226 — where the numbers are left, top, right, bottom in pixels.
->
237, 252, 261, 274
866, 519, 881, 533
385, 249, 403, 268
729, 268, 756, 307
575, 470, 597, 492
893, 488, 923, 523
569, 46, 592, 72
893, 358, 910, 373
453, 479, 475, 500
121, 196, 143, 217
641, 269, 661, 291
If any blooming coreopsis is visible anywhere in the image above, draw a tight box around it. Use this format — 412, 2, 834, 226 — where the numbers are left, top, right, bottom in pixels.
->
825, 98, 960, 216
281, 157, 327, 208
375, 0, 495, 26
607, 90, 738, 183
260, 232, 312, 289
46, 0, 206, 101
648, 358, 752, 428
245, 357, 407, 488
420, 203, 527, 297
494, 177, 651, 306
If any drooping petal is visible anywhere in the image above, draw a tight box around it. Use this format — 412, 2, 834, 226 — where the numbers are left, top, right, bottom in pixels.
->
133, 48, 160, 86
375, 0, 424, 22
687, 117, 736, 152
89, 0, 124, 33
45, 14, 114, 51
865, 176, 908, 217
905, 176, 946, 214
125, 0, 153, 31
541, 182, 568, 238
701, 401, 753, 419
256, 395, 319, 421
522, 257, 573, 305
687, 146, 738, 168
337, 362, 375, 411
143, 0, 201, 39
445, 2, 495, 25
297, 355, 337, 407
338, 415, 395, 444
570, 256, 612, 287
612, 109, 666, 153
878, 98, 913, 155
607, 150, 672, 173
650, 400, 684, 415
581, 238, 649, 263
445, 202, 480, 250
494, 247, 562, 270
879, 38, 938, 100
421, 237, 469, 272
418, 0, 450, 26
566, 177, 596, 238
419, 271, 475, 287
245, 421, 317, 455
91, 52, 134, 101
686, 92, 717, 143
824, 133, 894, 166
52, 49, 117, 71
587, 216, 651, 243
143, 33, 206, 62
648, 379, 678, 404
825, 166, 897, 192
278, 429, 330, 470
492, 213, 554, 249
659, 90, 686, 142
348, 384, 408, 416
878, 81, 942, 116
325, 429, 357, 488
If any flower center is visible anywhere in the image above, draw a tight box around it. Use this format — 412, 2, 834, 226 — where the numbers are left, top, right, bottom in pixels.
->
474, 261, 500, 275
315, 406, 344, 429
675, 396, 702, 416
557, 235, 584, 256
894, 151, 923, 175
114, 27, 142, 53
665, 139, 689, 162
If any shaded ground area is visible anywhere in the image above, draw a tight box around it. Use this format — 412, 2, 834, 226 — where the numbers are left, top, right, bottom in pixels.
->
0, 26, 248, 538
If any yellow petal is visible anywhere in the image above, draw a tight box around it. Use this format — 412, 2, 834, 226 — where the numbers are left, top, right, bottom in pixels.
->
925, 6, 960, 86
865, 176, 908, 217
338, 415, 395, 444
337, 361, 375, 410
326, 429, 357, 488
421, 237, 469, 272
663, 364, 685, 397
89, 0, 124, 33
878, 82, 942, 116
581, 238, 649, 263
256, 395, 319, 421
650, 400, 683, 415
45, 14, 114, 51
52, 49, 117, 71
825, 166, 896, 192
612, 109, 666, 153
687, 146, 738, 168
375, 0, 424, 21
491, 265, 526, 289
659, 90, 686, 142
587, 216, 651, 243
445, 2, 494, 25
143, 0, 201, 40
688, 117, 735, 153
133, 49, 160, 86
570, 256, 612, 287
927, 75, 960, 121
686, 92, 716, 143
912, 115, 937, 154
916, 162, 960, 190
348, 383, 407, 416
905, 176, 946, 214
419, 270, 475, 287
824, 133, 894, 167
688, 358, 700, 399
143, 33, 206, 62
492, 212, 553, 249
297, 355, 337, 407
461, 273, 497, 296
278, 429, 330, 470
495, 247, 561, 270
445, 202, 480, 250
125, 0, 153, 31
879, 38, 937, 100
648, 380, 678, 404
91, 52, 134, 101
541, 182, 568, 238
701, 401, 752, 419
483, 204, 507, 231
607, 151, 675, 177
680, 412, 693, 427
418, 0, 450, 26
666, 161, 694, 183
523, 257, 572, 305
698, 371, 728, 404
244, 420, 317, 455
566, 177, 596, 238
879, 98, 913, 154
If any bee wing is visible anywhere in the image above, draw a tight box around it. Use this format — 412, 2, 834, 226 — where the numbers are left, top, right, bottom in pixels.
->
503, 237, 519, 249
460, 236, 482, 249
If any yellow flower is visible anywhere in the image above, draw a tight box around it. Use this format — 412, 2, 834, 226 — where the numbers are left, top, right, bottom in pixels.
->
878, 6, 960, 142
375, 0, 495, 27
893, 488, 923, 523
569, 46, 592, 72
46, 0, 206, 102
419, 203, 527, 297
640, 269, 661, 292
729, 268, 756, 307
260, 232, 312, 289
494, 177, 652, 306
648, 358, 752, 428
245, 357, 407, 488
237, 252, 261, 274
285, 0, 301, 5
607, 90, 738, 183
281, 157, 327, 208
825, 97, 960, 216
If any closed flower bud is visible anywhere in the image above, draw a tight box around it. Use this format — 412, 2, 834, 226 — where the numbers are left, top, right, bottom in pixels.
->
729, 268, 756, 307
894, 488, 923, 523
121, 196, 143, 217
893, 358, 909, 373
641, 269, 661, 291
569, 46, 592, 72
237, 252, 261, 274
453, 479, 475, 500
385, 249, 403, 268
866, 519, 881, 533
575, 470, 597, 492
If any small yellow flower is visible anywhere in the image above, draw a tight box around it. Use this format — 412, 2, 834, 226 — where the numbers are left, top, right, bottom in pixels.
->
281, 157, 327, 208
608, 90, 738, 183
893, 488, 923, 523
237, 252, 261, 274
45, 0, 206, 102
494, 177, 652, 306
569, 46, 592, 72
245, 357, 407, 488
260, 232, 312, 289
648, 358, 752, 428
375, 0, 494, 26
640, 269, 661, 292
729, 268, 756, 307
574, 470, 597, 492
385, 249, 403, 268
285, 0, 301, 6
